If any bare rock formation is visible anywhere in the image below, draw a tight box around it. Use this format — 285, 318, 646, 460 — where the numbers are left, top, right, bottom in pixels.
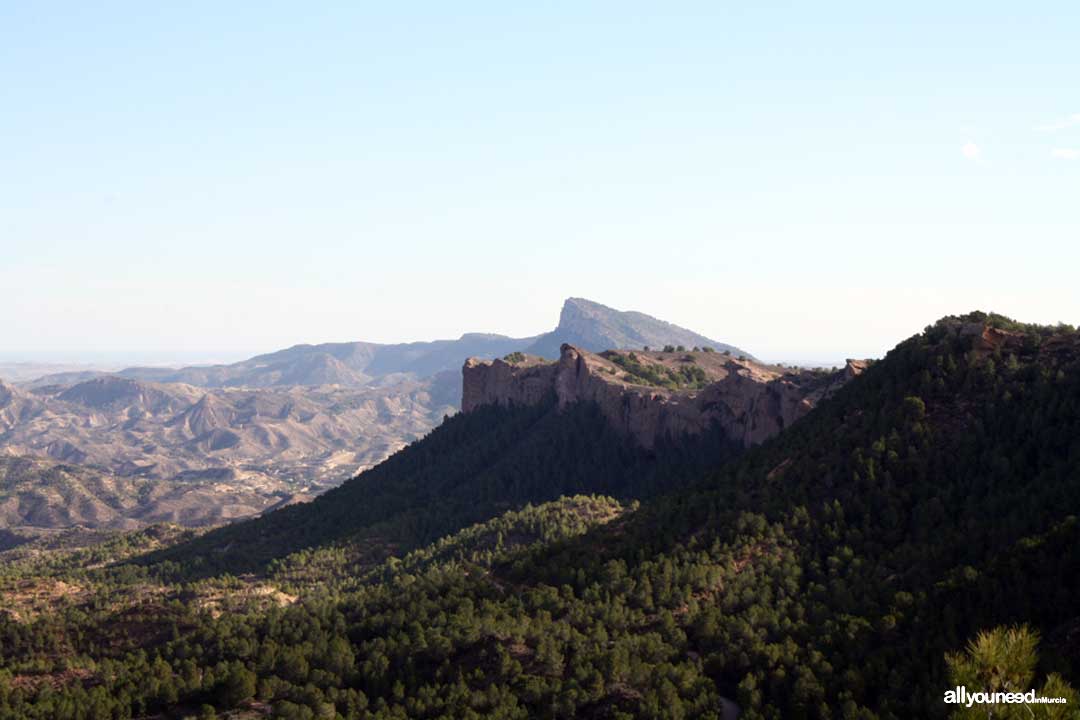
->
464, 346, 866, 449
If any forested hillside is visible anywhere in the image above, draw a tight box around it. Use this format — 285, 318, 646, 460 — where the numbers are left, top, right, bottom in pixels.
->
147, 395, 741, 577
1, 313, 1078, 719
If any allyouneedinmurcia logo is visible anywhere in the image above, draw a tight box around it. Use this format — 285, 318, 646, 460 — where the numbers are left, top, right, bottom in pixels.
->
945, 686, 1069, 709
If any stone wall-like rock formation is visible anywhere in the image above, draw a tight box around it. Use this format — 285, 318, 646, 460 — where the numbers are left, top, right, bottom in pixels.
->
463, 345, 867, 449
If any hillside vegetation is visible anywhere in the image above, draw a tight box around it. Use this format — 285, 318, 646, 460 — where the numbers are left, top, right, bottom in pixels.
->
146, 397, 740, 578
0, 313, 1078, 719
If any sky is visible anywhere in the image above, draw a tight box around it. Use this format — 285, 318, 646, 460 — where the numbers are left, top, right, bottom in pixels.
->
2, 2, 1078, 365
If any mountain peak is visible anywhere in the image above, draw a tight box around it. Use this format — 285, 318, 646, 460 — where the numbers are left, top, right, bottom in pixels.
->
58, 376, 146, 407
524, 297, 754, 360
56, 375, 193, 414
560, 296, 609, 314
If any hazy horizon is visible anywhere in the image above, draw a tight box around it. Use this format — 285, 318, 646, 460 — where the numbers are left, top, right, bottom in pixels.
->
0, 298, 1068, 370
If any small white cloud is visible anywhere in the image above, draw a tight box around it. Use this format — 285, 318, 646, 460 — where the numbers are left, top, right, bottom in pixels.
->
961, 142, 981, 160
1052, 148, 1080, 160
1036, 113, 1080, 132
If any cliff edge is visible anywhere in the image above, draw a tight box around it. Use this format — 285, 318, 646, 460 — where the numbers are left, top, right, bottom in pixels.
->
463, 346, 867, 449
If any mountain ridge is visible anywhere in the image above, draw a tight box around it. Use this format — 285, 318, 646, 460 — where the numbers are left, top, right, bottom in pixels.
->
524, 297, 754, 361
0, 377, 451, 528
20, 298, 752, 390
463, 344, 862, 449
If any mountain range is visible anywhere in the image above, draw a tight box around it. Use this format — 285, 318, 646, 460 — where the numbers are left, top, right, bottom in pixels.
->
16, 298, 752, 390
0, 376, 450, 528
1, 311, 1076, 719
0, 298, 754, 531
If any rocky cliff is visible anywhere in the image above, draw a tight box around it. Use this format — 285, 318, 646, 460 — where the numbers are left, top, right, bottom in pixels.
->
463, 346, 866, 449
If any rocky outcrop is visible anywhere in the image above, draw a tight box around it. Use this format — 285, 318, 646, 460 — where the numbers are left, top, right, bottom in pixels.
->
462, 356, 559, 411
463, 345, 866, 449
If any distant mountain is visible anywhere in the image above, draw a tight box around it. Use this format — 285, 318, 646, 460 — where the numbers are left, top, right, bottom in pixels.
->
111, 334, 533, 389
56, 375, 192, 413
524, 297, 753, 360
0, 375, 454, 528
19, 299, 749, 390
0, 362, 116, 385
0, 380, 45, 430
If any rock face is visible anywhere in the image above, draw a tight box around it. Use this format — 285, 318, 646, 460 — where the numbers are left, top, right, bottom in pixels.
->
463, 346, 866, 449
462, 356, 560, 411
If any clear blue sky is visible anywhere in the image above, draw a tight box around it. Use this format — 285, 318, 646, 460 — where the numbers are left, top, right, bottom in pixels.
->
2, 2, 1077, 364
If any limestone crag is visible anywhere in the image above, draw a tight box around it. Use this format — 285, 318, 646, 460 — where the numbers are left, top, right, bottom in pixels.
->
463, 345, 867, 449
462, 355, 558, 411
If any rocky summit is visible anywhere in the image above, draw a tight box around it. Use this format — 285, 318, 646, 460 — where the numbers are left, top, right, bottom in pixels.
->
523, 297, 753, 360
464, 344, 866, 448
